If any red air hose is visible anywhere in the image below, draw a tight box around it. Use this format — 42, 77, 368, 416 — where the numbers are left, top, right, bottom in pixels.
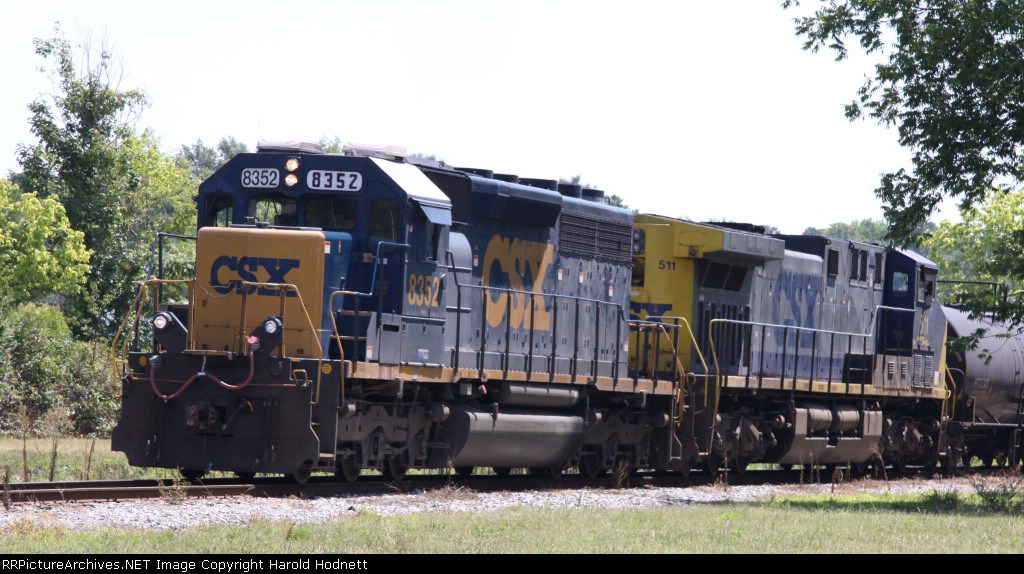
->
149, 350, 257, 401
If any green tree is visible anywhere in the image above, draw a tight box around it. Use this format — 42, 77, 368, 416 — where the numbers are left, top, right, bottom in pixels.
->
15, 27, 195, 338
784, 1, 1024, 246
558, 175, 629, 208
0, 180, 90, 304
803, 218, 890, 244
924, 191, 1024, 322
176, 136, 249, 181
0, 302, 115, 434
319, 136, 344, 154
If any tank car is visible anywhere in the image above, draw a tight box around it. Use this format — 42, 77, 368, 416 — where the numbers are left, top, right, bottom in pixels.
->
944, 306, 1024, 467
111, 141, 684, 482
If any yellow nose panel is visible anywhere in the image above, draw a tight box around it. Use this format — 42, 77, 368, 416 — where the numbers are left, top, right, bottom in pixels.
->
193, 227, 326, 358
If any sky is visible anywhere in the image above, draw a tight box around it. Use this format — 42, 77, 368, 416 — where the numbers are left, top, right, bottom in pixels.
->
0, 0, 935, 233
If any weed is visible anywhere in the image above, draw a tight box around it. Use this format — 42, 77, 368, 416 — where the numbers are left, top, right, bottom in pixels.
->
2, 468, 9, 512
921, 489, 962, 512
613, 457, 632, 489
83, 439, 96, 481
15, 406, 33, 482
39, 401, 72, 482
158, 474, 189, 505
284, 522, 310, 542
970, 470, 1024, 513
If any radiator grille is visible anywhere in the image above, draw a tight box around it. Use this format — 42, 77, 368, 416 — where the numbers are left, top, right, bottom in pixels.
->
558, 211, 633, 263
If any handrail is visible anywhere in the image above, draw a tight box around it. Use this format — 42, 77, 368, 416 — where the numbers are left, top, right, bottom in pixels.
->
110, 277, 328, 405
707, 302, 938, 395
237, 281, 326, 405
944, 366, 958, 418
632, 317, 705, 420
441, 251, 631, 383
707, 318, 875, 395
110, 279, 196, 385
645, 315, 711, 403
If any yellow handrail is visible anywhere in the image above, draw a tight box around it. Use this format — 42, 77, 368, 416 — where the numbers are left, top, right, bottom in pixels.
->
237, 281, 325, 405
326, 290, 371, 407
110, 279, 196, 386
944, 366, 958, 419
705, 318, 731, 435
109, 277, 328, 405
633, 317, 710, 425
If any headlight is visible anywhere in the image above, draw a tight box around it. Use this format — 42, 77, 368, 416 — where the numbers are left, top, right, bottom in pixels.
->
264, 319, 279, 335
285, 158, 300, 172
285, 174, 298, 187
153, 313, 170, 331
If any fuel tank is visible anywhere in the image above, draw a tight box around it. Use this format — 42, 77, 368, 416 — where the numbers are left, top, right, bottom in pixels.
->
944, 306, 1024, 424
430, 406, 584, 468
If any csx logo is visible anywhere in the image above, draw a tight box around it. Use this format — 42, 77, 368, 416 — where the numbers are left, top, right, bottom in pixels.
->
210, 256, 301, 296
483, 235, 553, 330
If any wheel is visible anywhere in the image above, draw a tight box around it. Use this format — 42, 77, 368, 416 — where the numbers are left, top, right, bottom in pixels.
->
234, 472, 256, 482
335, 456, 361, 483
288, 462, 312, 484
381, 456, 408, 481
890, 454, 909, 477
578, 454, 608, 480
492, 467, 512, 477
179, 468, 206, 483
679, 456, 697, 478
731, 456, 750, 475
455, 466, 475, 478
705, 453, 725, 477
961, 453, 976, 469
780, 463, 794, 472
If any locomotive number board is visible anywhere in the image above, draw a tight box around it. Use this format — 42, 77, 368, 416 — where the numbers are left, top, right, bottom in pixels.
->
307, 170, 363, 191
241, 168, 280, 188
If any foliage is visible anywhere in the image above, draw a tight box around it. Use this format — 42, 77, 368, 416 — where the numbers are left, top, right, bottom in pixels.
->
803, 218, 936, 255
0, 303, 116, 435
176, 136, 249, 181
319, 136, 344, 154
0, 180, 90, 304
925, 190, 1024, 323
925, 191, 1024, 283
803, 218, 890, 244
785, 1, 1024, 247
15, 26, 195, 338
557, 174, 630, 208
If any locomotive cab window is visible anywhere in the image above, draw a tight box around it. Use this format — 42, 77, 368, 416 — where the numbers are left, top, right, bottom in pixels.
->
204, 194, 234, 227
370, 198, 400, 244
918, 269, 936, 308
632, 257, 646, 287
892, 271, 910, 296
306, 197, 357, 231
420, 221, 441, 262
248, 198, 297, 227
827, 249, 839, 278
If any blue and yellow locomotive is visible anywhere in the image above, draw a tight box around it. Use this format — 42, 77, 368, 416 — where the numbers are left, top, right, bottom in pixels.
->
112, 141, 673, 482
112, 140, 963, 481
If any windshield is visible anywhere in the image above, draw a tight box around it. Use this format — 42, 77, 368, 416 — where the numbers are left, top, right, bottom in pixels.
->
306, 197, 358, 231
248, 198, 297, 227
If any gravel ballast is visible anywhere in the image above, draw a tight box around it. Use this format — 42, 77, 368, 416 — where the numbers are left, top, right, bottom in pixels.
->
0, 477, 984, 531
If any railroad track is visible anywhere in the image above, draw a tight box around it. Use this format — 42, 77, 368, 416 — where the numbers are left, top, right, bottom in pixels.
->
1, 467, 947, 505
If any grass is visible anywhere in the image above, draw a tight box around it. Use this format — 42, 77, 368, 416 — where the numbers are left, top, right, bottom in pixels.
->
2, 501, 1024, 553
0, 437, 147, 482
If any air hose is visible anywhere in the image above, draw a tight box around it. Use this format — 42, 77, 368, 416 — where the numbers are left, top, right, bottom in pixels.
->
149, 339, 259, 400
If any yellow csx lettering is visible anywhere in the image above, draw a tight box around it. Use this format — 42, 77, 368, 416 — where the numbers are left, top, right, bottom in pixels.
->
407, 273, 441, 307
482, 235, 554, 330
